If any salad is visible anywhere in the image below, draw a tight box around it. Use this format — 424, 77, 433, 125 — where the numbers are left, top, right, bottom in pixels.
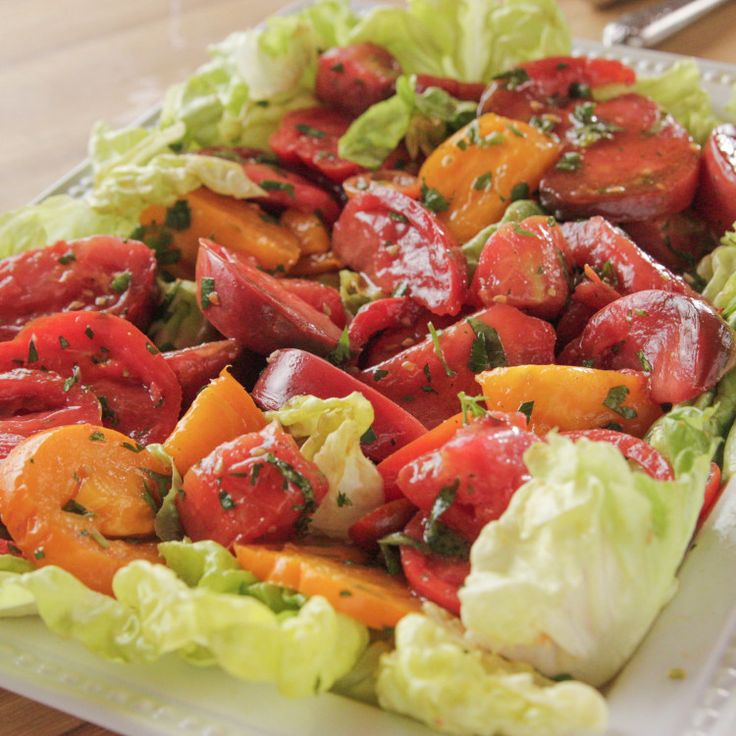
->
2, 1, 736, 734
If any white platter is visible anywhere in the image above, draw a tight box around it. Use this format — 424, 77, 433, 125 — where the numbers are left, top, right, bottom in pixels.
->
4, 3, 736, 734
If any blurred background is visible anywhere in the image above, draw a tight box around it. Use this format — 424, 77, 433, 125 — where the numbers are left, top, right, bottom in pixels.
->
2, 0, 736, 213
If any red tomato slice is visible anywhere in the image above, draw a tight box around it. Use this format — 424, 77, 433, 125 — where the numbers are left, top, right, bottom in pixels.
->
695, 124, 736, 236
555, 299, 597, 351
470, 216, 572, 319
400, 512, 470, 616
415, 74, 486, 101
279, 279, 347, 329
699, 463, 723, 527
348, 497, 417, 550
333, 188, 468, 316
562, 429, 673, 480
0, 312, 181, 445
572, 265, 622, 312
269, 107, 365, 183
316, 43, 401, 117
0, 236, 157, 340
561, 217, 696, 298
540, 95, 700, 222
163, 338, 242, 408
0, 368, 101, 459
195, 240, 343, 356
348, 297, 423, 354
0, 539, 22, 557
360, 303, 556, 428
562, 289, 736, 404
251, 348, 427, 462
178, 423, 328, 546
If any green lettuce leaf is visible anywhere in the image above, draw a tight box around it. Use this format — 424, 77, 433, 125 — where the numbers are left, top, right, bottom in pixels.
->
697, 226, 736, 326
377, 613, 608, 736
268, 393, 384, 539
339, 270, 385, 315
148, 279, 214, 352
460, 433, 711, 687
349, 0, 571, 82
145, 444, 184, 542
0, 543, 368, 697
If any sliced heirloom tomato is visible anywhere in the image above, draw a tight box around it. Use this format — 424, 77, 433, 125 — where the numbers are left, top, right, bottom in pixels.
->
540, 95, 700, 222
700, 463, 723, 527
178, 423, 328, 547
279, 279, 347, 329
0, 236, 157, 339
561, 217, 696, 298
196, 240, 343, 356
419, 112, 562, 243
695, 124, 736, 236
0, 369, 102, 459
415, 74, 486, 102
0, 312, 181, 445
478, 365, 662, 437
348, 498, 418, 551
332, 188, 467, 316
561, 290, 736, 404
251, 348, 426, 462
360, 303, 556, 428
0, 424, 165, 595
470, 215, 572, 319
316, 43, 401, 117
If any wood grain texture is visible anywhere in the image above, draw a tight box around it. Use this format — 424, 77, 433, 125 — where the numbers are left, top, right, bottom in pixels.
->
0, 0, 735, 733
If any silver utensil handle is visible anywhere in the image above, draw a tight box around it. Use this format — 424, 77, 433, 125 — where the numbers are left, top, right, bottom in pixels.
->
603, 0, 731, 47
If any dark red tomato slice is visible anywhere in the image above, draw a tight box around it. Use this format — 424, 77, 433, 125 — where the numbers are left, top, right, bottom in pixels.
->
316, 43, 401, 117
0, 237, 157, 340
343, 169, 422, 200
0, 368, 101, 459
360, 303, 556, 428
332, 188, 467, 316
561, 217, 696, 298
555, 299, 596, 351
348, 298, 424, 353
540, 94, 700, 222
622, 210, 716, 273
251, 348, 426, 462
0, 312, 181, 444
415, 74, 486, 102
698, 463, 723, 528
348, 497, 417, 551
694, 124, 736, 236
572, 265, 622, 312
178, 422, 328, 546
562, 429, 673, 480
479, 56, 636, 127
279, 279, 347, 329
470, 215, 572, 319
562, 289, 736, 404
163, 338, 242, 407
397, 417, 537, 539
400, 512, 470, 616
196, 240, 343, 356
269, 107, 365, 183
0, 539, 22, 557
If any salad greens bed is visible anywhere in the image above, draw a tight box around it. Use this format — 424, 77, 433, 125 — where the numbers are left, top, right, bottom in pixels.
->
2, 1, 736, 735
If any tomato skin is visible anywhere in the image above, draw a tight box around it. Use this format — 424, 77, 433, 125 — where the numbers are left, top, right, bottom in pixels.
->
699, 463, 723, 527
163, 338, 242, 408
348, 298, 422, 353
562, 429, 673, 480
400, 512, 470, 616
540, 95, 700, 222
316, 43, 401, 117
196, 241, 343, 356
269, 107, 365, 183
561, 217, 696, 299
572, 265, 622, 312
0, 369, 102, 459
471, 216, 572, 319
555, 299, 596, 350
360, 303, 556, 428
343, 170, 422, 200
332, 189, 468, 316
397, 417, 537, 540
0, 312, 181, 445
178, 423, 328, 547
0, 237, 157, 340
694, 124, 736, 236
562, 289, 736, 404
251, 348, 427, 462
279, 279, 347, 329
415, 74, 486, 102
348, 497, 418, 550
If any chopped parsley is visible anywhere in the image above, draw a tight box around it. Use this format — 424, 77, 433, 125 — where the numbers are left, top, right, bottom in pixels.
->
327, 327, 351, 366
97, 395, 118, 426
568, 82, 592, 99
330, 62, 345, 73
360, 426, 378, 444
336, 492, 353, 508
511, 222, 538, 238
84, 326, 95, 339
492, 67, 530, 90
423, 481, 470, 558
63, 365, 81, 392
388, 211, 409, 224
472, 172, 493, 191
295, 123, 326, 139
636, 350, 653, 372
428, 322, 456, 378
373, 369, 389, 382
510, 182, 529, 201
200, 277, 217, 309
58, 336, 70, 349
110, 271, 132, 293
27, 339, 39, 364
603, 385, 638, 420
420, 180, 449, 213
122, 441, 145, 453
58, 251, 76, 265
264, 453, 317, 534
518, 400, 535, 421
33, 547, 45, 560
466, 318, 507, 374
569, 102, 621, 147
555, 151, 583, 171
164, 200, 191, 230
260, 180, 296, 197
457, 392, 488, 423
218, 489, 236, 510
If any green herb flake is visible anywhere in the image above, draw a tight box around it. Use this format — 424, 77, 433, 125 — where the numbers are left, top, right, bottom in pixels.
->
330, 62, 345, 73
492, 67, 530, 90
200, 277, 217, 309
27, 339, 39, 364
62, 499, 91, 516
110, 271, 132, 294
568, 82, 592, 99
472, 172, 493, 191
327, 327, 351, 366
510, 182, 529, 201
555, 151, 583, 171
164, 200, 191, 231
506, 123, 525, 138
295, 123, 326, 139
141, 488, 159, 513
97, 395, 118, 426
603, 385, 638, 420
250, 463, 263, 486
360, 426, 378, 445
388, 211, 409, 224
457, 392, 488, 424
260, 180, 296, 197
58, 336, 70, 349
518, 400, 534, 421
58, 251, 76, 265
466, 318, 507, 374
336, 492, 353, 508
511, 223, 538, 238
420, 180, 449, 213
88, 528, 110, 549
570, 102, 622, 147
84, 326, 94, 339
33, 547, 45, 560
122, 441, 145, 453
636, 350, 653, 372
218, 489, 236, 510
63, 365, 80, 392
89, 430, 105, 442
427, 322, 456, 378
145, 342, 159, 355
424, 481, 470, 558
264, 453, 317, 534
373, 369, 389, 382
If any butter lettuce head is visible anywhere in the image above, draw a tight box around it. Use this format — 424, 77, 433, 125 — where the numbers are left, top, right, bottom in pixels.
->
377, 613, 608, 736
0, 541, 368, 697
460, 433, 711, 687
269, 393, 384, 539
697, 226, 736, 327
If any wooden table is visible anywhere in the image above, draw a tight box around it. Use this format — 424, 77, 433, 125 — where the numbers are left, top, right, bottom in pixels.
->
1, 0, 735, 733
